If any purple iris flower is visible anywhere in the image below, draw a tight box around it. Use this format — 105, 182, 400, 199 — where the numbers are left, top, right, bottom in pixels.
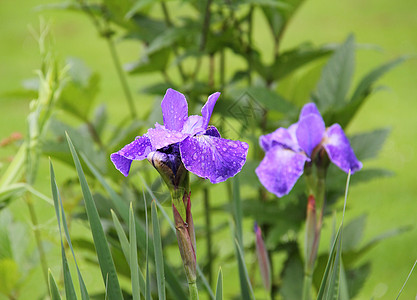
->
256, 102, 362, 197
111, 88, 249, 184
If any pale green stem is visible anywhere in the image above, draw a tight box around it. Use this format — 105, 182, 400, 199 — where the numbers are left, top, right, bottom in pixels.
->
302, 273, 313, 300
188, 281, 199, 300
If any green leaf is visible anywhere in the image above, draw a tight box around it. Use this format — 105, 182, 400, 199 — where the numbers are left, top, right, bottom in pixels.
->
313, 35, 355, 112
125, 48, 170, 74
243, 87, 298, 115
130, 203, 141, 300
232, 177, 243, 249
215, 268, 223, 300
350, 128, 390, 161
0, 259, 19, 295
48, 270, 62, 300
152, 201, 166, 300
50, 160, 90, 300
111, 210, 147, 297
271, 45, 333, 80
234, 240, 255, 300
66, 134, 123, 300
280, 252, 303, 300
50, 161, 77, 300
342, 215, 366, 252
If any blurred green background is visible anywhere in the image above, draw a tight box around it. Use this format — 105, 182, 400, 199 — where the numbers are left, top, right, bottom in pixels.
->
0, 0, 416, 299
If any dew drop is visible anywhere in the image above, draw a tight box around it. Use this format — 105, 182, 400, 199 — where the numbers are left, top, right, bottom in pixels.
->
222, 147, 227, 152
192, 153, 198, 160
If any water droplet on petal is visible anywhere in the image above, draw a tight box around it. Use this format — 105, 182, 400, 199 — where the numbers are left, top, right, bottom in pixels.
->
192, 153, 198, 160
222, 147, 227, 152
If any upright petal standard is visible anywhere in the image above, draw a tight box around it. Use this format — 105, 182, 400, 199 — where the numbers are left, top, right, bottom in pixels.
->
256, 102, 362, 197
111, 88, 249, 184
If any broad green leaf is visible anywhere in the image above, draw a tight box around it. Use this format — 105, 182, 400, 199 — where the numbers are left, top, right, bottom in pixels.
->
125, 48, 170, 74
152, 201, 166, 300
215, 268, 223, 300
313, 35, 355, 112
66, 134, 123, 300
48, 270, 62, 300
350, 128, 390, 161
234, 240, 255, 300
82, 154, 188, 300
342, 215, 366, 252
0, 259, 19, 295
243, 87, 298, 115
331, 57, 407, 127
280, 252, 303, 300
271, 45, 332, 80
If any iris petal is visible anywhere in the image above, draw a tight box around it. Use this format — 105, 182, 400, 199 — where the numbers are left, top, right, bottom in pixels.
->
255, 145, 308, 197
161, 88, 188, 131
299, 102, 321, 119
259, 127, 299, 152
201, 92, 220, 129
179, 134, 248, 184
205, 125, 221, 138
323, 124, 363, 174
110, 135, 154, 176
296, 114, 325, 157
147, 126, 188, 150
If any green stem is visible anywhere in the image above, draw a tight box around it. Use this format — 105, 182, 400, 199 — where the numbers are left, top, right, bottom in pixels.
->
26, 195, 49, 291
203, 187, 213, 285
188, 281, 199, 300
302, 272, 312, 300
106, 37, 137, 119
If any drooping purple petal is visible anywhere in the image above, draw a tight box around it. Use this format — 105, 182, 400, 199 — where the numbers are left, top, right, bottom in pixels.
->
147, 126, 188, 150
296, 114, 325, 157
201, 92, 220, 129
182, 115, 205, 136
179, 135, 248, 184
110, 135, 154, 176
299, 102, 321, 120
322, 124, 363, 174
255, 146, 308, 197
161, 88, 188, 131
259, 127, 299, 152
205, 125, 221, 138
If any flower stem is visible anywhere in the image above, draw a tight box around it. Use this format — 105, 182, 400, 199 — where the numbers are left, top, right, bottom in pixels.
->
302, 272, 313, 300
188, 281, 199, 300
203, 187, 213, 285
106, 37, 137, 120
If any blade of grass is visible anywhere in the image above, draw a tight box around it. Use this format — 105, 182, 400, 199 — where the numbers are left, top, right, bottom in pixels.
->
130, 203, 141, 300
111, 210, 146, 296
396, 259, 417, 300
317, 171, 351, 300
48, 270, 62, 300
152, 201, 166, 300
66, 133, 123, 300
232, 177, 243, 249
144, 193, 152, 300
234, 239, 255, 300
215, 268, 223, 300
50, 161, 77, 300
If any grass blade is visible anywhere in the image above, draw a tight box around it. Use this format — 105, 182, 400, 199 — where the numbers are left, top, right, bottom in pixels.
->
234, 239, 255, 300
66, 133, 123, 300
317, 171, 351, 300
152, 201, 166, 300
48, 270, 62, 300
232, 177, 243, 249
215, 268, 223, 300
130, 203, 141, 300
396, 259, 417, 300
50, 161, 77, 300
111, 210, 146, 296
